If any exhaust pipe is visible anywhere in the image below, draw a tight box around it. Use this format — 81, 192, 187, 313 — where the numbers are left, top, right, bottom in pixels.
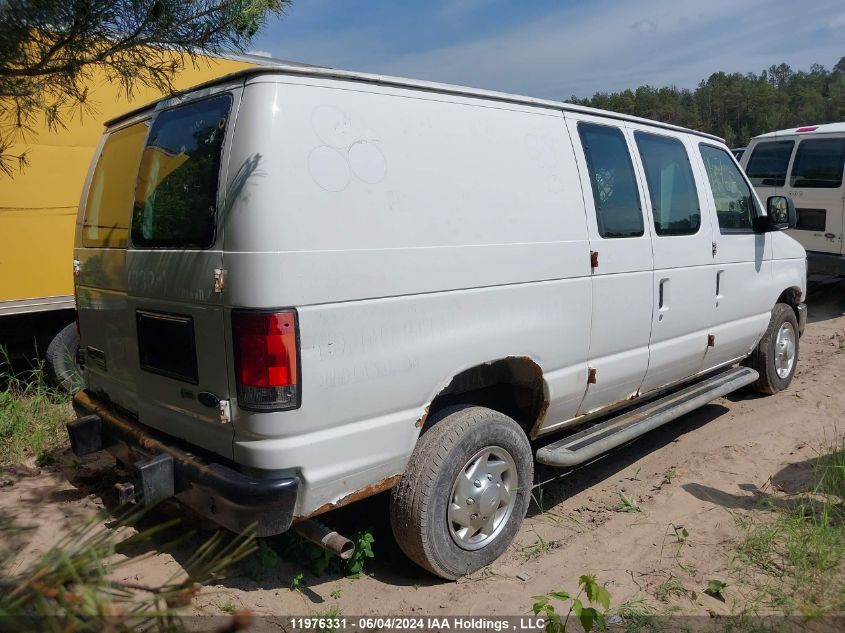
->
292, 520, 355, 560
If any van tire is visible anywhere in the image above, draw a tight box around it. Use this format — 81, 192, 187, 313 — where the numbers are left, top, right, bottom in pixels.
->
46, 323, 82, 393
745, 303, 799, 395
389, 405, 533, 580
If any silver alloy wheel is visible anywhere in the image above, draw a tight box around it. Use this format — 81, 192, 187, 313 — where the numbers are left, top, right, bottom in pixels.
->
447, 446, 517, 551
775, 322, 796, 379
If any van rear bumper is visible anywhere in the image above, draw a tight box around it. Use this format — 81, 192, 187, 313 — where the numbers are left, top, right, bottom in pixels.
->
68, 390, 298, 537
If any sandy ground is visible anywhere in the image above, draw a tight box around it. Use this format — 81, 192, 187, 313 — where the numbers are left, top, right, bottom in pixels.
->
2, 278, 844, 627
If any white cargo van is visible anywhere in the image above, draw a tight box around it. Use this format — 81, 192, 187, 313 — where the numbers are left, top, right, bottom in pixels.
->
741, 123, 845, 275
67, 64, 807, 579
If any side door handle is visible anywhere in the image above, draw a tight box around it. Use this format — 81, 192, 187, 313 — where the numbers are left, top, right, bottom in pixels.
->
658, 278, 669, 312
716, 270, 724, 301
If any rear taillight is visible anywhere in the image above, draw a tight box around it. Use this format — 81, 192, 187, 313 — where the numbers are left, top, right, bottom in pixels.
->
233, 310, 299, 410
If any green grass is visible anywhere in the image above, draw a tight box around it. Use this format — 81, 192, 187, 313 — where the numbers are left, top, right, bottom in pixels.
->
614, 596, 663, 633
733, 438, 845, 617
521, 532, 561, 561
613, 491, 641, 513
244, 539, 280, 581
310, 606, 343, 633
0, 351, 71, 466
655, 575, 688, 603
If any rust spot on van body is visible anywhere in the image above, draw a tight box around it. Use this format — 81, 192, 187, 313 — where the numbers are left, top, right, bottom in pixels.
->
294, 474, 403, 522
415, 405, 430, 428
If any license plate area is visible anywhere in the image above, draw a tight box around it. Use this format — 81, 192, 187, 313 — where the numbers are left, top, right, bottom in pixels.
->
137, 311, 199, 384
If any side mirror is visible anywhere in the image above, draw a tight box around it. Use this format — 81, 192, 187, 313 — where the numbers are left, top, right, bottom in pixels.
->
754, 196, 797, 232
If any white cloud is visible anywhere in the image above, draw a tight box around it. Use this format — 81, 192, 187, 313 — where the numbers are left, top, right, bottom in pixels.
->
631, 19, 658, 34
830, 13, 845, 29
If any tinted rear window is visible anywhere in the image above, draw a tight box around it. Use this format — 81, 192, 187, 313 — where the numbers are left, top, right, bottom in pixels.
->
578, 122, 644, 238
790, 139, 845, 188
82, 122, 148, 248
745, 140, 794, 187
132, 95, 232, 248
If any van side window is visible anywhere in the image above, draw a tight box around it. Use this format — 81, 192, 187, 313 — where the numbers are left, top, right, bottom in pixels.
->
699, 144, 758, 233
745, 140, 794, 187
82, 122, 148, 248
789, 139, 845, 188
577, 123, 644, 238
634, 132, 700, 236
132, 94, 232, 249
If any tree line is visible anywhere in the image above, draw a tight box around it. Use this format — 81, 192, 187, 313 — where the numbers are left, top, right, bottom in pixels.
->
570, 57, 845, 147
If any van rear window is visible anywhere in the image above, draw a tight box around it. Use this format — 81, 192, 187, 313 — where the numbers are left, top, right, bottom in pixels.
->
745, 141, 794, 187
790, 139, 845, 189
131, 95, 232, 248
578, 122, 644, 238
82, 122, 148, 248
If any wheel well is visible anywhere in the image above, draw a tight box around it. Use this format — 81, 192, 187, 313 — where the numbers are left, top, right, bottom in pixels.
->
423, 357, 547, 437
777, 287, 802, 318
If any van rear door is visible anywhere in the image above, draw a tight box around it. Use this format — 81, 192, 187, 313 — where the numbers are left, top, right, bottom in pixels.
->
76, 117, 150, 415
126, 88, 240, 459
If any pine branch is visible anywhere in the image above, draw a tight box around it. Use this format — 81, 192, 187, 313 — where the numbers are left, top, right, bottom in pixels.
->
0, 508, 258, 630
0, 0, 290, 176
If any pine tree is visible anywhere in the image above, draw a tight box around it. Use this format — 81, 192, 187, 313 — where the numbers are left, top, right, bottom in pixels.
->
0, 0, 290, 175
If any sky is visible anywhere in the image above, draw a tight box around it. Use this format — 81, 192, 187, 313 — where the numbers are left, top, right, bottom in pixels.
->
246, 0, 845, 100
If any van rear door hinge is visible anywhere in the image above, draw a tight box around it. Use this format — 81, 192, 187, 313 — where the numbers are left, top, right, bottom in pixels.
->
712, 242, 718, 257
590, 250, 599, 269
213, 268, 225, 294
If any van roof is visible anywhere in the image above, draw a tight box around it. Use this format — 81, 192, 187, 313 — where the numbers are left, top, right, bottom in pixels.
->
752, 122, 845, 139
107, 59, 724, 142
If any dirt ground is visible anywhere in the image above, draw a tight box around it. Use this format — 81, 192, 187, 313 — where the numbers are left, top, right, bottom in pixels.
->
2, 277, 844, 626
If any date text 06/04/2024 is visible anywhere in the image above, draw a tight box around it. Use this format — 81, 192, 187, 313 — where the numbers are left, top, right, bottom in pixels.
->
288, 616, 547, 631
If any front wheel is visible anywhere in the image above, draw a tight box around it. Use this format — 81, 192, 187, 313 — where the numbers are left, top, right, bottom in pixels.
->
389, 405, 533, 580
745, 303, 799, 395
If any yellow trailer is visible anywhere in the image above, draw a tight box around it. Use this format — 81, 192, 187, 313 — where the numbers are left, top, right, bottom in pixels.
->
0, 51, 265, 382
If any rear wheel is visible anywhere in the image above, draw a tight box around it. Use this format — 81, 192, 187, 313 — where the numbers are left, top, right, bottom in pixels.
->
745, 303, 799, 395
389, 405, 533, 580
46, 323, 83, 393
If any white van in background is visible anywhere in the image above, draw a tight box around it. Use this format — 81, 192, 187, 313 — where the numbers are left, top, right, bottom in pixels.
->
67, 64, 807, 579
741, 123, 845, 275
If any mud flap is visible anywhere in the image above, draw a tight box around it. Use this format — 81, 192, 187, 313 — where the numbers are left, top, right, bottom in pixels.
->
134, 453, 175, 506
67, 414, 103, 456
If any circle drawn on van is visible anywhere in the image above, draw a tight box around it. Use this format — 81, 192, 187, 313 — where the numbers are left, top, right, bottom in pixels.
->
348, 140, 386, 184
312, 105, 365, 149
308, 146, 350, 192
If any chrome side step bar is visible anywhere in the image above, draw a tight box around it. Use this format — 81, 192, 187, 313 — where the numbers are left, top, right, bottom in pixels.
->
535, 366, 759, 468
